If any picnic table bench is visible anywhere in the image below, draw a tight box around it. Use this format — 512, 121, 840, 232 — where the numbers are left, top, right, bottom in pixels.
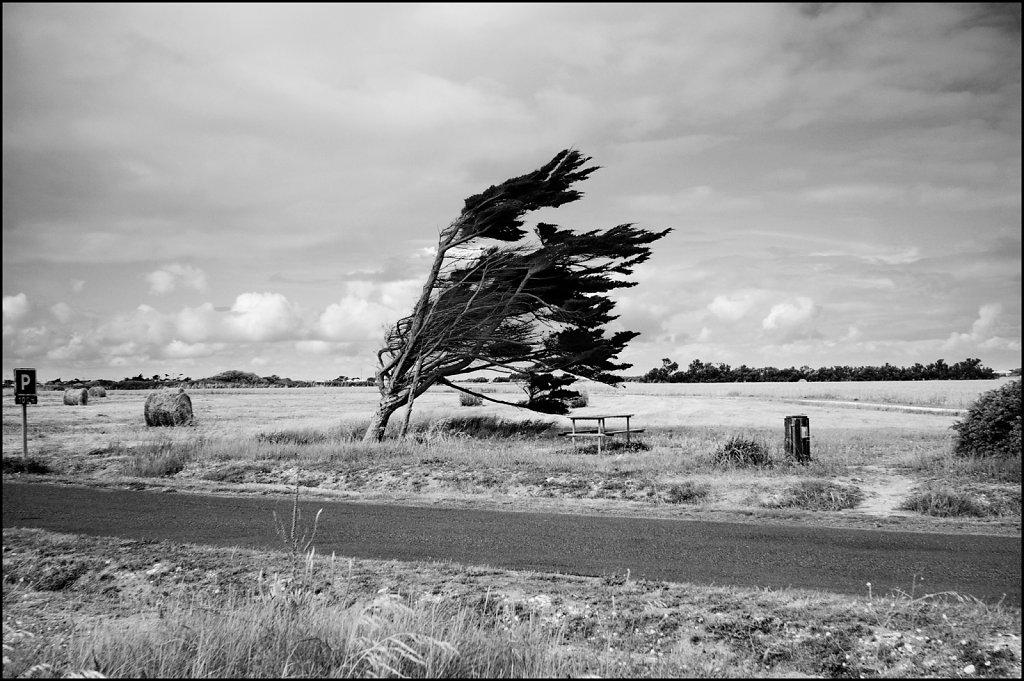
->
560, 414, 644, 453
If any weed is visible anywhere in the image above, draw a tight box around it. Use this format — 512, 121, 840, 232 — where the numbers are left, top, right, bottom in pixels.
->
566, 390, 589, 409
711, 436, 773, 468
418, 414, 555, 438
121, 441, 196, 477
663, 481, 711, 504
768, 479, 863, 511
202, 462, 272, 483
958, 637, 1019, 677
2, 456, 51, 474
900, 483, 1021, 518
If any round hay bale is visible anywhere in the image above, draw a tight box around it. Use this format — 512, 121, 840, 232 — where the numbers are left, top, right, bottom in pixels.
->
144, 389, 194, 427
88, 385, 106, 398
63, 388, 89, 406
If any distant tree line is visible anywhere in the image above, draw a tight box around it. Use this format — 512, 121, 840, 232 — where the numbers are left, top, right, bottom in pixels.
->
36, 369, 375, 391
638, 357, 1000, 383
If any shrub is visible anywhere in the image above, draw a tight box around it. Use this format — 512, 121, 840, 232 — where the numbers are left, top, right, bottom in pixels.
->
771, 480, 864, 511
2, 456, 51, 475
951, 380, 1021, 458
459, 392, 484, 407
566, 390, 589, 409
712, 436, 772, 467
900, 484, 1021, 517
663, 481, 711, 504
122, 442, 193, 477
257, 428, 337, 445
423, 415, 555, 438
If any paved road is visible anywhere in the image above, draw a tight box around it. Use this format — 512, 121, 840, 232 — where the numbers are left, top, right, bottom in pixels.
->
3, 482, 1019, 605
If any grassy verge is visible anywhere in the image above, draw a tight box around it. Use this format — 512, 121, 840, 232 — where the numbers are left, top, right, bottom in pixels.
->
900, 484, 1022, 518
2, 528, 1019, 679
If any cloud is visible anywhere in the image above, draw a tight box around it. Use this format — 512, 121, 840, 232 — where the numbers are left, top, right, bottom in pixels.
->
3, 293, 29, 324
316, 280, 418, 342
175, 303, 219, 343
163, 340, 222, 359
943, 303, 1019, 352
295, 340, 336, 355
225, 292, 305, 342
50, 302, 74, 323
2, 4, 1020, 380
762, 297, 818, 332
800, 184, 907, 205
708, 291, 763, 321
146, 263, 209, 295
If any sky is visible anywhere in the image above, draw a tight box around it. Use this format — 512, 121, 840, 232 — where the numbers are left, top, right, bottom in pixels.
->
3, 3, 1021, 383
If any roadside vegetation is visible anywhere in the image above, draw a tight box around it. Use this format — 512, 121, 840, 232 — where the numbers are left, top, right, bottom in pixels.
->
3, 528, 1020, 679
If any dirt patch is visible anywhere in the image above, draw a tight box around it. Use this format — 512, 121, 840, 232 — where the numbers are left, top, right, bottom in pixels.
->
849, 465, 919, 518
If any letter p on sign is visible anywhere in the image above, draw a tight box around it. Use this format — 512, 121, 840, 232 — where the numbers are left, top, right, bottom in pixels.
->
15, 368, 37, 405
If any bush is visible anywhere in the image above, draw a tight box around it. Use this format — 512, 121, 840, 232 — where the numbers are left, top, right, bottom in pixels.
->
712, 436, 772, 467
772, 480, 864, 511
459, 392, 484, 407
900, 484, 1021, 518
422, 415, 554, 438
663, 481, 711, 504
566, 390, 589, 409
952, 380, 1021, 458
122, 442, 193, 477
2, 456, 51, 475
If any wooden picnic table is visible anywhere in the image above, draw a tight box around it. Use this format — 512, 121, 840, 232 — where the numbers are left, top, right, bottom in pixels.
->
562, 413, 644, 453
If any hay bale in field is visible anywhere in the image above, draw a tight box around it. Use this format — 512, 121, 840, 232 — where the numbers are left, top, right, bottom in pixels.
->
88, 385, 106, 398
63, 388, 89, 406
144, 388, 194, 427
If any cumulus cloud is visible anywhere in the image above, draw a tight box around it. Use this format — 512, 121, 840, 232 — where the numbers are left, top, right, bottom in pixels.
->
163, 340, 222, 359
316, 280, 419, 342
295, 340, 337, 355
3, 4, 1020, 380
708, 291, 763, 321
943, 303, 1019, 352
175, 303, 220, 343
3, 293, 29, 326
762, 297, 818, 332
146, 264, 209, 295
226, 292, 305, 342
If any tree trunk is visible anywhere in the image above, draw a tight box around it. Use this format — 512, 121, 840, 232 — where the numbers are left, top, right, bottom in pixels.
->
362, 395, 404, 442
397, 356, 424, 439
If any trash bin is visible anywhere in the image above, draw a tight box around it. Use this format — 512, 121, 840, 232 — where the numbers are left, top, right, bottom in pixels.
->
785, 415, 811, 463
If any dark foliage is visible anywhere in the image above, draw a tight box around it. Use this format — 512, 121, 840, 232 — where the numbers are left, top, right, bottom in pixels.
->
641, 357, 1000, 383
2, 456, 51, 475
712, 436, 773, 467
952, 379, 1022, 458
367, 149, 671, 439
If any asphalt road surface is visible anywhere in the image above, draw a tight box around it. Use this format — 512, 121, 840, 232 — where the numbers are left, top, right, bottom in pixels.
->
3, 482, 1020, 606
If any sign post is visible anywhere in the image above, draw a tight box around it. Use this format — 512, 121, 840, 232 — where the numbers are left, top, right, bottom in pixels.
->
14, 368, 37, 460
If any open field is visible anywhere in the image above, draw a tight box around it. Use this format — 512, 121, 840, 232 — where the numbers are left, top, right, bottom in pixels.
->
3, 379, 1020, 677
2, 380, 1020, 534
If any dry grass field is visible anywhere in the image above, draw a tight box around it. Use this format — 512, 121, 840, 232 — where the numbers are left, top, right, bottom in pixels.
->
2, 379, 1020, 678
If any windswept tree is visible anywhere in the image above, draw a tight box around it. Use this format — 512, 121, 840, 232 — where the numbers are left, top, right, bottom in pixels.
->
363, 149, 671, 441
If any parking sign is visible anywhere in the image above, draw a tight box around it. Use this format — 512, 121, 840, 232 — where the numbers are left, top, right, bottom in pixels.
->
15, 368, 37, 405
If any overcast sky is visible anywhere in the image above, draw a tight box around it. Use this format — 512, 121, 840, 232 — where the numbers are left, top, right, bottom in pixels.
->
3, 3, 1021, 383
